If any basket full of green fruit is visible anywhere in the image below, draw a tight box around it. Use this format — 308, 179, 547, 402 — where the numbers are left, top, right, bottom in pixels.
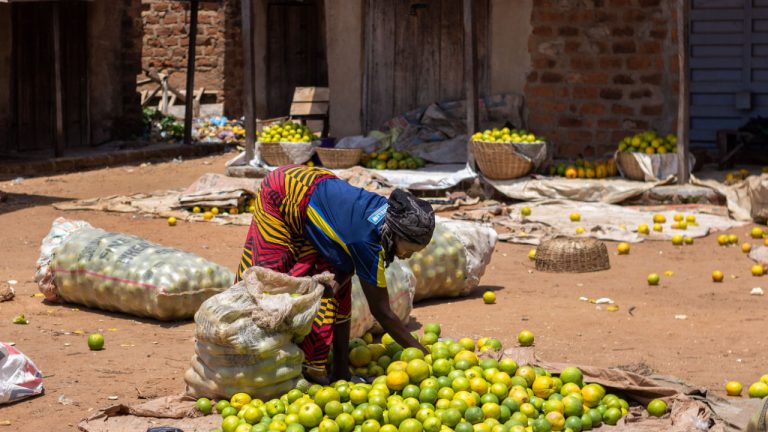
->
615, 131, 682, 181
360, 148, 426, 170
256, 121, 318, 166
470, 128, 547, 180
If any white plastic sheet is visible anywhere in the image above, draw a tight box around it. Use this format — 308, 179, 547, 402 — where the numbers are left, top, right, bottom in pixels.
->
501, 200, 747, 245
0, 343, 44, 405
348, 164, 476, 191
485, 176, 671, 204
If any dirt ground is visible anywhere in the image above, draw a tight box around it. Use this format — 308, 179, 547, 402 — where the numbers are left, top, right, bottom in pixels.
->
0, 152, 766, 430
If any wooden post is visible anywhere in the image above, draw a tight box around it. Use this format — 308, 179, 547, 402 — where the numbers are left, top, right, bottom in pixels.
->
160, 74, 169, 114
52, 3, 65, 157
463, 0, 478, 169
676, 0, 691, 184
183, 0, 199, 145
242, 0, 256, 162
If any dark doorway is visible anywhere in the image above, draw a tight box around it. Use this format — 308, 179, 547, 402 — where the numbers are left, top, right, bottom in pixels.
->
11, 2, 88, 154
364, 0, 490, 131
265, 0, 328, 118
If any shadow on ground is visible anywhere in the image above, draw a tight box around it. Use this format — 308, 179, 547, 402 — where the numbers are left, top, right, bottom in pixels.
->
0, 192, 73, 215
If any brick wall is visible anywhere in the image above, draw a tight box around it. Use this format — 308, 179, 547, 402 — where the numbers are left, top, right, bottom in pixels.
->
525, 0, 679, 158
140, 0, 242, 113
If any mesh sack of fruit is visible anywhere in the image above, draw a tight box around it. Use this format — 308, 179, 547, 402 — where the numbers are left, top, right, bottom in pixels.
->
350, 260, 416, 338
407, 219, 497, 302
186, 266, 327, 400
194, 267, 328, 351
189, 346, 302, 385
34, 218, 234, 321
184, 368, 299, 402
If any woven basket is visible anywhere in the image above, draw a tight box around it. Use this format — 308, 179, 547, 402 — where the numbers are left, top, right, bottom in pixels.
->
534, 237, 610, 273
616, 151, 645, 181
316, 148, 363, 169
472, 141, 535, 180
259, 141, 314, 166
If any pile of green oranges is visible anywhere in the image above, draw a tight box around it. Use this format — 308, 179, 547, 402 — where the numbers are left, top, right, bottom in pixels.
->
197, 324, 674, 432
360, 149, 427, 171
471, 128, 545, 144
617, 131, 677, 155
258, 121, 315, 143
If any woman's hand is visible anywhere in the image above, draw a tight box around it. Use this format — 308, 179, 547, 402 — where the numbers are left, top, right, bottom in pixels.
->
359, 280, 426, 354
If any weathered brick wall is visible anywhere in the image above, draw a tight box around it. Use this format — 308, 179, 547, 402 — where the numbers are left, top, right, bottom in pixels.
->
525, 0, 679, 158
140, 0, 242, 112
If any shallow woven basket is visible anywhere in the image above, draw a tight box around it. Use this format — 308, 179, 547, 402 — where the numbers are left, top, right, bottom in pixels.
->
472, 141, 534, 180
259, 141, 312, 166
316, 147, 363, 169
616, 151, 645, 181
534, 237, 610, 273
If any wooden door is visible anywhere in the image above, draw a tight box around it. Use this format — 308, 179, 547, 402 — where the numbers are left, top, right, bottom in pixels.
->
12, 3, 88, 153
266, 0, 328, 118
364, 0, 490, 131
688, 0, 768, 150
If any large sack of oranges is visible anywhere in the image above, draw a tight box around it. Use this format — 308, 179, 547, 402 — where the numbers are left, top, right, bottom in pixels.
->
350, 261, 416, 338
185, 267, 327, 400
406, 220, 497, 302
201, 324, 648, 432
350, 220, 497, 338
35, 218, 234, 321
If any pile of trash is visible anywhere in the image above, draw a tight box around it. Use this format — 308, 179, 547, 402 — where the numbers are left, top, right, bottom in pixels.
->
194, 116, 246, 144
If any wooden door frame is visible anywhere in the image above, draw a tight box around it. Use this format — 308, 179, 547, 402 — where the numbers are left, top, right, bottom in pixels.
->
362, 0, 490, 132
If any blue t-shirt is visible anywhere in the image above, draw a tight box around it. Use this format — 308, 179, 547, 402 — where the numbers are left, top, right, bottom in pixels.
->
304, 179, 388, 288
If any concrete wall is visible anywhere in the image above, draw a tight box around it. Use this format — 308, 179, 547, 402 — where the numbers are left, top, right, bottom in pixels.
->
89, 0, 143, 144
489, 0, 532, 97
325, 0, 363, 138
0, 6, 11, 147
89, 1, 124, 144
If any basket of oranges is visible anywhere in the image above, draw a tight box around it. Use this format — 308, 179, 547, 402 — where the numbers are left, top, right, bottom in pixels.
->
470, 128, 547, 180
616, 131, 680, 181
256, 121, 318, 166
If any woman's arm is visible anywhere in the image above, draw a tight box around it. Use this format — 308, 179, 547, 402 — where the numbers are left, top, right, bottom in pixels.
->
329, 273, 352, 382
331, 319, 351, 381
360, 280, 426, 354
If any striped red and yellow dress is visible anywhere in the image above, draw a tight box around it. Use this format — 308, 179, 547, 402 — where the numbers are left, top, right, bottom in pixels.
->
235, 165, 350, 375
